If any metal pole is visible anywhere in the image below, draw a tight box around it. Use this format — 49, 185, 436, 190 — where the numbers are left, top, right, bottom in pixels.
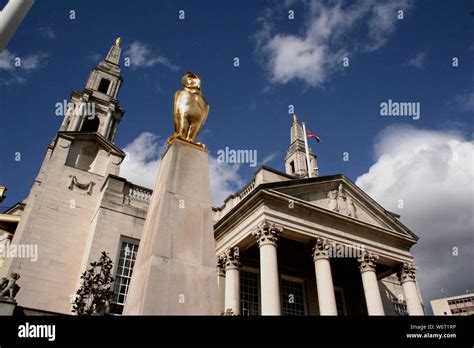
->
302, 122, 312, 178
0, 0, 35, 53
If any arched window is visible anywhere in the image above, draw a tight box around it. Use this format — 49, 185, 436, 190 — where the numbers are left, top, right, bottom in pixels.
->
290, 161, 295, 174
81, 116, 100, 133
98, 78, 111, 94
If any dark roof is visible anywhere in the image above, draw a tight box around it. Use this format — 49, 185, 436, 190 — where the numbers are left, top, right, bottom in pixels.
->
213, 173, 345, 228
213, 171, 418, 240
56, 131, 126, 156
2, 202, 26, 214
213, 165, 294, 210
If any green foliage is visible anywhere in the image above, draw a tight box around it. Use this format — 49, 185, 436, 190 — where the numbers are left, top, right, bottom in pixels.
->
72, 251, 114, 316
221, 308, 237, 316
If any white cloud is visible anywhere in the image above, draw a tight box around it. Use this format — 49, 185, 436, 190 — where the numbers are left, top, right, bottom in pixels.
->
260, 152, 278, 165
0, 50, 47, 71
407, 51, 426, 69
21, 52, 48, 70
356, 125, 473, 307
38, 26, 56, 40
209, 157, 244, 206
87, 52, 102, 63
454, 90, 474, 112
120, 132, 244, 206
255, 0, 412, 87
123, 41, 179, 71
365, 1, 410, 51
0, 50, 48, 85
120, 132, 165, 189
0, 50, 15, 71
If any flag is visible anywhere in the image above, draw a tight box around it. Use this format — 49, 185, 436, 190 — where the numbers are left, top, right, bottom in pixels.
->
306, 129, 321, 142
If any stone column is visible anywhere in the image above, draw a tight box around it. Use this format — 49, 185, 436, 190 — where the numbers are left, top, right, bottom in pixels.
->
216, 255, 226, 314
312, 237, 338, 315
71, 102, 85, 131
252, 221, 282, 315
223, 247, 240, 315
102, 110, 113, 138
398, 262, 424, 315
359, 252, 385, 315
60, 103, 74, 131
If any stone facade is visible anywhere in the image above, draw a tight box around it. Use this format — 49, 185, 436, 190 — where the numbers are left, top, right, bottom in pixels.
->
1, 40, 424, 316
0, 40, 127, 314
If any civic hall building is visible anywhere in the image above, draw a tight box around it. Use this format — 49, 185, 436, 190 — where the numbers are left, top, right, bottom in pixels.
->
0, 40, 425, 316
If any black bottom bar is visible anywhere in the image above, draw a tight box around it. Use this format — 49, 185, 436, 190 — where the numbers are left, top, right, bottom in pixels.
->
0, 316, 472, 346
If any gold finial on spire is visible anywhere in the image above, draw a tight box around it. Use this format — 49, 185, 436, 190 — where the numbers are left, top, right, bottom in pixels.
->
293, 114, 298, 124
115, 37, 122, 47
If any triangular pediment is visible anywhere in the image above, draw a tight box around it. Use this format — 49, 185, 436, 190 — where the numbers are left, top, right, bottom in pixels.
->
271, 176, 417, 239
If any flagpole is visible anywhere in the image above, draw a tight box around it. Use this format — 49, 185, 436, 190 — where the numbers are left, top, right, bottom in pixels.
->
302, 122, 312, 178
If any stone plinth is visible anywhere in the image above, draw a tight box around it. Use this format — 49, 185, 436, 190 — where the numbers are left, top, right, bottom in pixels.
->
0, 297, 17, 316
123, 139, 220, 315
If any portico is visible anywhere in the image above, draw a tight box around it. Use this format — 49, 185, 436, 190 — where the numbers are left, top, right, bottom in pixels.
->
214, 171, 425, 316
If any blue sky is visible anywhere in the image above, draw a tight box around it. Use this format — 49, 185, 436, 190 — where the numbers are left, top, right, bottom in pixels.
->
0, 0, 473, 306
0, 0, 471, 205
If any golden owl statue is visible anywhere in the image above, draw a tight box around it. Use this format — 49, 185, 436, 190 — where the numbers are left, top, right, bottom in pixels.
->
170, 71, 210, 146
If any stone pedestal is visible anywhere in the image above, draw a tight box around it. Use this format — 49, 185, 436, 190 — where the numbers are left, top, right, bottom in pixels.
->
123, 139, 220, 315
0, 297, 17, 316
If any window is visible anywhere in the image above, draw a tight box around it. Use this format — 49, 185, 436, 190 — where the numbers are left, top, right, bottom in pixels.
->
281, 277, 306, 315
289, 161, 295, 174
240, 270, 259, 316
80, 115, 100, 132
335, 288, 348, 315
109, 239, 139, 315
393, 302, 408, 316
385, 289, 408, 316
66, 142, 99, 173
98, 78, 110, 94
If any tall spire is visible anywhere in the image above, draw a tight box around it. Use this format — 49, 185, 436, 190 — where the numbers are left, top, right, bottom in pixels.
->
104, 36, 122, 65
284, 115, 319, 178
84, 37, 123, 98
58, 38, 125, 142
